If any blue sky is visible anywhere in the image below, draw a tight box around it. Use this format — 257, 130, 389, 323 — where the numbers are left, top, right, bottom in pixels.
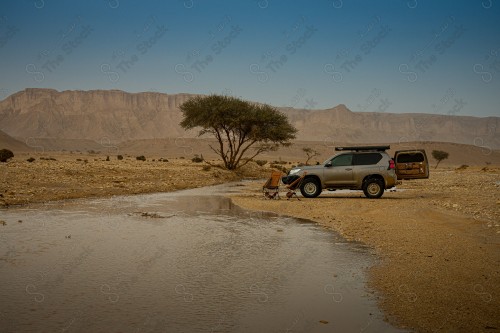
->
1, 0, 499, 117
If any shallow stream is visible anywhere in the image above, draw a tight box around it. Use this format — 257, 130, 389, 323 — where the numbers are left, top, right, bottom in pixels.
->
0, 184, 405, 332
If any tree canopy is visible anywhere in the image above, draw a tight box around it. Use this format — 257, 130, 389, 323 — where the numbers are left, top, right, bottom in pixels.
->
180, 95, 297, 170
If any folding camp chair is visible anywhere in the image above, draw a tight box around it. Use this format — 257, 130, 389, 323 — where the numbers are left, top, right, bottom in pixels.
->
263, 171, 282, 199
285, 172, 306, 200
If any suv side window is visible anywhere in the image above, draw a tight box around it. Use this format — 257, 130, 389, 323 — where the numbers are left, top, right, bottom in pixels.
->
331, 154, 353, 167
353, 153, 382, 165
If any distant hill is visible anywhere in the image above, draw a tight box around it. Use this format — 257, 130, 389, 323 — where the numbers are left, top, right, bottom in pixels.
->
9, 137, 499, 167
282, 105, 499, 149
0, 88, 498, 149
0, 129, 29, 151
115, 139, 500, 167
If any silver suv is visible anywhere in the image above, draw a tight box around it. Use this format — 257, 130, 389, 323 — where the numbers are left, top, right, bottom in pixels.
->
282, 146, 429, 199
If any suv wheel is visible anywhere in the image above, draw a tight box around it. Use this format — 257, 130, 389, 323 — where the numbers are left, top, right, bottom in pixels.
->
363, 179, 384, 199
300, 178, 322, 198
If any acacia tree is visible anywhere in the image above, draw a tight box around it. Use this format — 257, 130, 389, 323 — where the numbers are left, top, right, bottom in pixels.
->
431, 150, 449, 169
180, 95, 297, 170
303, 147, 320, 165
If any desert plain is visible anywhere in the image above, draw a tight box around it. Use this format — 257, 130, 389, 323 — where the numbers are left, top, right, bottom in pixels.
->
0, 145, 499, 332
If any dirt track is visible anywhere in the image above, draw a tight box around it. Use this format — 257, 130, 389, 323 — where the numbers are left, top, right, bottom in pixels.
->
231, 168, 500, 332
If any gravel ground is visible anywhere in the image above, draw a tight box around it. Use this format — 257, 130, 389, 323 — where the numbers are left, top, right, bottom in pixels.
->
0, 153, 267, 207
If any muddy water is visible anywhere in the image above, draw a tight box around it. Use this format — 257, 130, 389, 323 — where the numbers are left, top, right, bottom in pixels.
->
0, 184, 405, 332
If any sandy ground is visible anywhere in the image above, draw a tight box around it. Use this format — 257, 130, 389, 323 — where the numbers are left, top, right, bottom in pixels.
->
232, 167, 500, 333
1, 153, 499, 332
0, 153, 268, 206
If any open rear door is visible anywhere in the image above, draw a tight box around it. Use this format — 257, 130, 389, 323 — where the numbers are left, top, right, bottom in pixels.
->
394, 150, 429, 180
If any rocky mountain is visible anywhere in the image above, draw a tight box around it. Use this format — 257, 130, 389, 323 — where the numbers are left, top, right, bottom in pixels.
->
0, 88, 197, 143
283, 106, 499, 149
0, 88, 498, 149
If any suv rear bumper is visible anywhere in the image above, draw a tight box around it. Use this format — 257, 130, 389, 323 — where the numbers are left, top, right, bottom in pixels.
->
385, 173, 398, 189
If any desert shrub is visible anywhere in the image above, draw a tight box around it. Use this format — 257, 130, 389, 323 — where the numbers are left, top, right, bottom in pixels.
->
255, 160, 267, 167
159, 158, 169, 162
136, 155, 146, 161
432, 150, 449, 169
117, 155, 124, 160
84, 159, 88, 163
202, 165, 211, 171
192, 154, 204, 163
27, 157, 36, 163
0, 149, 14, 162
76, 158, 82, 161
303, 147, 320, 165
270, 164, 287, 173
272, 160, 287, 165
456, 164, 469, 171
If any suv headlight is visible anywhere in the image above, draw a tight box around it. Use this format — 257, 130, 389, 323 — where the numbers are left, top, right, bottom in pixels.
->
289, 168, 301, 175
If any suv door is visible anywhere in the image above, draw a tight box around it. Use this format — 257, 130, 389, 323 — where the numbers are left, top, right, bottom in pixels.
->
352, 152, 384, 180
394, 150, 429, 180
323, 153, 355, 186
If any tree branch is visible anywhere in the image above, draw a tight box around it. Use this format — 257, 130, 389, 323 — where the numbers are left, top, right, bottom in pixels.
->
236, 143, 270, 168
213, 129, 228, 165
234, 139, 259, 168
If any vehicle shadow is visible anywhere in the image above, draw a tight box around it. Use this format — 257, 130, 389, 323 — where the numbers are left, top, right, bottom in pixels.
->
303, 195, 416, 200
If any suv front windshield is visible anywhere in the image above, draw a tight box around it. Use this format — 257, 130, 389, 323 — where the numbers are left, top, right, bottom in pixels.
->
323, 153, 339, 165
324, 153, 353, 166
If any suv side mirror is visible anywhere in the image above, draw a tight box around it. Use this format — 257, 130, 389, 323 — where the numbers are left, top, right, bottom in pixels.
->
325, 161, 332, 167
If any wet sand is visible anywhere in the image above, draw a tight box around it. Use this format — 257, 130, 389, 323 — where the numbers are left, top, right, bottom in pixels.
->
231, 168, 500, 332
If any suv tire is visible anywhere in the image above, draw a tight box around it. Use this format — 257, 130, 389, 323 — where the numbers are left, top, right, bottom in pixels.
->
300, 178, 322, 198
363, 178, 384, 199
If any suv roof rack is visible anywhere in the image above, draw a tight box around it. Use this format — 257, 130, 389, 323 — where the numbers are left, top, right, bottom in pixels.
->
335, 145, 390, 152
